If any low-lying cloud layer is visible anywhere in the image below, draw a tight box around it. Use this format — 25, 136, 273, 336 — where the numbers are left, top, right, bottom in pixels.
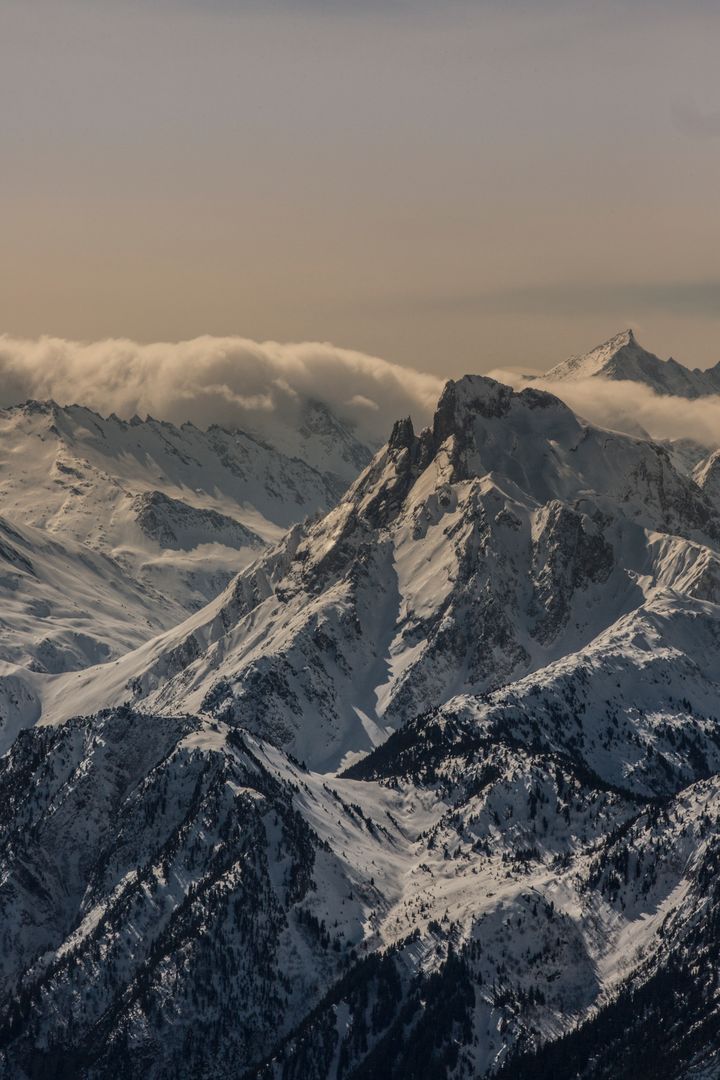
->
489, 369, 720, 449
0, 335, 443, 444
3, 333, 719, 455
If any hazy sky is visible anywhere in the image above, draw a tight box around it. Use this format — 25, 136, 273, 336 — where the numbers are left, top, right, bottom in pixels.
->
2, 0, 720, 373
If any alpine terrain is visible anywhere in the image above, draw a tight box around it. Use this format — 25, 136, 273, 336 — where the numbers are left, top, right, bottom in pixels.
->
4, 363, 720, 1078
0, 396, 372, 732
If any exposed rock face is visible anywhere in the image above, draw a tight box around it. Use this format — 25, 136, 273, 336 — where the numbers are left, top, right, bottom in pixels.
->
529, 500, 614, 643
132, 490, 264, 551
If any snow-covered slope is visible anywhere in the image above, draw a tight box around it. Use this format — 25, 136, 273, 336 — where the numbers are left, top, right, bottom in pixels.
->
694, 448, 720, 506
0, 514, 187, 669
0, 399, 371, 600
0, 399, 371, 691
545, 328, 720, 397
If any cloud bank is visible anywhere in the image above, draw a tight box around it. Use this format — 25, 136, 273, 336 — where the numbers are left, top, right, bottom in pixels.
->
3, 333, 718, 455
0, 335, 443, 445
488, 369, 720, 449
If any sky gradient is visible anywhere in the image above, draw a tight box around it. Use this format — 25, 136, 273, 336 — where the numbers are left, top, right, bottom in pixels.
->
2, 0, 719, 373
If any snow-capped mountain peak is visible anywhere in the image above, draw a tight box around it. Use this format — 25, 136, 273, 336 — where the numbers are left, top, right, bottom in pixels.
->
30, 373, 720, 779
545, 328, 720, 397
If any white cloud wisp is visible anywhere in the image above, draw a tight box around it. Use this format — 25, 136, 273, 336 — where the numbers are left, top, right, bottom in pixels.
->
488, 368, 720, 449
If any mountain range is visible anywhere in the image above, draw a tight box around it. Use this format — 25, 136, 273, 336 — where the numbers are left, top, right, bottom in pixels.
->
4, 336, 720, 1078
0, 396, 372, 675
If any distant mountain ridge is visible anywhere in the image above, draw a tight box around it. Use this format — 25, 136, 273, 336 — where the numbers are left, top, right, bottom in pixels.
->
545, 328, 720, 397
0, 397, 372, 685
